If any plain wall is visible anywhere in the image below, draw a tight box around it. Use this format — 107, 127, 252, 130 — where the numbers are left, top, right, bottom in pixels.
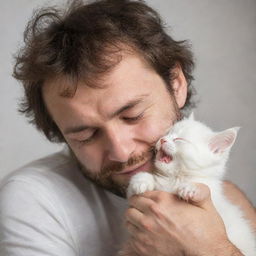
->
0, 0, 255, 205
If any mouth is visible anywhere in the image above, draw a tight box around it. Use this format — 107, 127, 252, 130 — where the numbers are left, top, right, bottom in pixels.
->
114, 160, 152, 177
157, 148, 173, 163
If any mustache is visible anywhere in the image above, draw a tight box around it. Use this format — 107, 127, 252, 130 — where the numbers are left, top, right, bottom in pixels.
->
99, 145, 156, 179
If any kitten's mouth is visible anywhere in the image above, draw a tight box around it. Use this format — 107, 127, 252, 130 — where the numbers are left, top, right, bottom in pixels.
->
158, 148, 173, 163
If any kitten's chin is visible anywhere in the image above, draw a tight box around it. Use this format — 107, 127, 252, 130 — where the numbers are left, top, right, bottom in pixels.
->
154, 160, 172, 173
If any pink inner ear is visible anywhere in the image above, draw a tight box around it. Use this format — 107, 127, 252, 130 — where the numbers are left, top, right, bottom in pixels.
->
209, 130, 236, 154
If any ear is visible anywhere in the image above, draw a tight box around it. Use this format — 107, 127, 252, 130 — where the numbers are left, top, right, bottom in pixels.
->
209, 127, 240, 154
188, 112, 195, 120
170, 64, 188, 109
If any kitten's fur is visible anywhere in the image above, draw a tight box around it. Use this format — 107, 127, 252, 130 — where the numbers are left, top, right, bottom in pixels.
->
125, 113, 255, 255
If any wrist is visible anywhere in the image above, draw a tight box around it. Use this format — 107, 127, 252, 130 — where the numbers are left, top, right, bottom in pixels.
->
211, 240, 244, 256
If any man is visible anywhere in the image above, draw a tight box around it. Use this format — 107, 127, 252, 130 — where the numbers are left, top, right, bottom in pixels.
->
0, 0, 255, 255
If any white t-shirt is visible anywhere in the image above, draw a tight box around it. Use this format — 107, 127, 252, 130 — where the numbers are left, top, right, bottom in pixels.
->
0, 149, 128, 256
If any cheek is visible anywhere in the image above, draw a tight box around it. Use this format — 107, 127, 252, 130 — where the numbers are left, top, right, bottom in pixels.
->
142, 108, 177, 143
69, 143, 102, 173
136, 118, 173, 145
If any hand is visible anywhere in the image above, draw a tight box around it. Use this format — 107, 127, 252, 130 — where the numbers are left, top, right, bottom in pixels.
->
125, 183, 242, 256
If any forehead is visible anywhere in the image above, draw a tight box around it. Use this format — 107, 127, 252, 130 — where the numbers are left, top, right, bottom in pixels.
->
42, 52, 167, 126
44, 48, 154, 89
172, 120, 212, 139
43, 51, 158, 98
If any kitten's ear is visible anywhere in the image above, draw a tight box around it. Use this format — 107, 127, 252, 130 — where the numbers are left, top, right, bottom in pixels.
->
209, 127, 240, 154
188, 112, 195, 120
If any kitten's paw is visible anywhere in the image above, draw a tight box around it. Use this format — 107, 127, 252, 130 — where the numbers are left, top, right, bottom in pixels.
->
177, 183, 198, 201
127, 172, 155, 198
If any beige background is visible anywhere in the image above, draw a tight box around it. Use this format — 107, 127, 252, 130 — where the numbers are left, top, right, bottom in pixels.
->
0, 0, 255, 205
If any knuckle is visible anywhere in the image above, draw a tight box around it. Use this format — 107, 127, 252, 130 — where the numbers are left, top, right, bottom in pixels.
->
148, 201, 156, 210
143, 190, 155, 198
149, 203, 164, 218
125, 220, 132, 230
196, 182, 210, 193
141, 219, 153, 231
128, 194, 137, 205
155, 190, 174, 203
149, 202, 158, 212
135, 242, 148, 255
196, 183, 212, 200
125, 208, 135, 219
138, 234, 151, 247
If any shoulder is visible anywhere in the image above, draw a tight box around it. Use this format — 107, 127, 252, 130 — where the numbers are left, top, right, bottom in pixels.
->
0, 148, 125, 219
1, 148, 78, 190
0, 149, 75, 215
0, 148, 83, 225
223, 181, 256, 232
0, 154, 81, 255
0, 149, 94, 255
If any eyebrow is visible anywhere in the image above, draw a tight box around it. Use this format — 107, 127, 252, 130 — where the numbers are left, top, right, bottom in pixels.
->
64, 94, 149, 135
108, 95, 148, 118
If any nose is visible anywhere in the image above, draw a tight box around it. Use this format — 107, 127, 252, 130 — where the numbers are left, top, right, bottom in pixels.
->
160, 138, 166, 145
104, 125, 135, 163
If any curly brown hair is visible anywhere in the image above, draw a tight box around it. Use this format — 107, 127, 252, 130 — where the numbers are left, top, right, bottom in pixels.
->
13, 0, 195, 143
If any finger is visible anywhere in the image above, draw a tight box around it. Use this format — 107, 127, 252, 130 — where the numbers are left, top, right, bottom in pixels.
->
125, 207, 145, 230
119, 239, 139, 256
128, 194, 155, 214
129, 236, 148, 256
126, 220, 140, 237
125, 207, 156, 232
189, 183, 213, 209
140, 190, 178, 203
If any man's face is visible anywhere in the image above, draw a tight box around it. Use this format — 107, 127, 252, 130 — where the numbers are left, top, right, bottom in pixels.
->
43, 52, 187, 197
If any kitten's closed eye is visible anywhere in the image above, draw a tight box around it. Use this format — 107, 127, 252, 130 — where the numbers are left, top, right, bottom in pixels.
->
173, 137, 187, 142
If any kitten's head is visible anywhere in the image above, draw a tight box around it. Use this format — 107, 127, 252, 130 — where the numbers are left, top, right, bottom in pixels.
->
154, 113, 239, 178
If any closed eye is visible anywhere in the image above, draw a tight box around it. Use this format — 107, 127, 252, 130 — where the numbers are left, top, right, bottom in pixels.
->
173, 137, 187, 142
122, 113, 144, 122
78, 130, 99, 145
173, 137, 198, 151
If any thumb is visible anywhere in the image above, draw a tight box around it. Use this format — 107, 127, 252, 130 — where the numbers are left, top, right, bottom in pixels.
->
189, 183, 213, 209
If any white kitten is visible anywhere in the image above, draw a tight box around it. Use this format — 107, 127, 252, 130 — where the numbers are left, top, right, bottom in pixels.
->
127, 113, 256, 255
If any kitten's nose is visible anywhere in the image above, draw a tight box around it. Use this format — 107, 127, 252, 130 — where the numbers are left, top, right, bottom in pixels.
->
160, 138, 166, 145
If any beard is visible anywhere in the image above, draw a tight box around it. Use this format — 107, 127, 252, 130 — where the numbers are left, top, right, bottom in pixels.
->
71, 147, 156, 198
70, 100, 182, 198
